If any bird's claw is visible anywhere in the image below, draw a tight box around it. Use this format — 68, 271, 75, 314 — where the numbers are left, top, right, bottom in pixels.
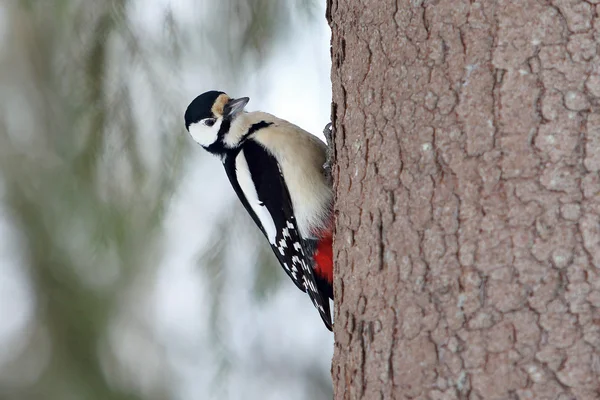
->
323, 122, 334, 184
323, 123, 333, 147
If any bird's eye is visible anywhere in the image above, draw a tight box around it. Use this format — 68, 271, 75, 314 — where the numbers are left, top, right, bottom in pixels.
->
203, 118, 216, 127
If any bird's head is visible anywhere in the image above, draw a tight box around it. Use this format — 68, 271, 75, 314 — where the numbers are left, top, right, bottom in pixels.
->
184, 90, 249, 151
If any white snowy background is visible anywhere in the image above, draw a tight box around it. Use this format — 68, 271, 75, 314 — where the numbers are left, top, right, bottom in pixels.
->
0, 0, 333, 399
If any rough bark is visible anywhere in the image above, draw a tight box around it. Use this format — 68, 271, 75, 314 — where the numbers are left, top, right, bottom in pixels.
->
328, 1, 600, 399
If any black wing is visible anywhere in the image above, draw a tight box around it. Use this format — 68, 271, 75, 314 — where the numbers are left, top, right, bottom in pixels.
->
223, 148, 306, 293
224, 138, 332, 330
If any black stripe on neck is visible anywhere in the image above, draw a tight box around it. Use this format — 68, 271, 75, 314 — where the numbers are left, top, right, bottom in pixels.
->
217, 119, 232, 141
246, 121, 273, 137
204, 118, 232, 155
206, 120, 273, 157
238, 121, 273, 145
204, 141, 226, 156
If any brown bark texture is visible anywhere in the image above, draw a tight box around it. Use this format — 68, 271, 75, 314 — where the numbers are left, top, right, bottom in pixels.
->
327, 0, 600, 399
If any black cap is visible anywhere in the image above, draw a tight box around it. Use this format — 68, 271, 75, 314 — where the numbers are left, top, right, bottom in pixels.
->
184, 90, 224, 130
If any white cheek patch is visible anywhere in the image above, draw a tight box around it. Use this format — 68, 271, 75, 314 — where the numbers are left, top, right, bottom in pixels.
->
235, 151, 277, 244
188, 119, 222, 147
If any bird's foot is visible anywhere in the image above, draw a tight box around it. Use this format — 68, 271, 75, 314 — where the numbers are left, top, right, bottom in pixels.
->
323, 122, 334, 184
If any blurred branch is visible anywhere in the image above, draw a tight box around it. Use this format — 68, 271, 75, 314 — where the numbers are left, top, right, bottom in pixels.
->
0, 0, 327, 399
0, 0, 184, 398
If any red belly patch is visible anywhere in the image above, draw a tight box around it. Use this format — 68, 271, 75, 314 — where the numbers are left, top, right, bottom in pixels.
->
313, 234, 333, 284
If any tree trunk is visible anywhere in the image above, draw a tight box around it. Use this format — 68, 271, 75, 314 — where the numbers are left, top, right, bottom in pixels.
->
328, 0, 600, 399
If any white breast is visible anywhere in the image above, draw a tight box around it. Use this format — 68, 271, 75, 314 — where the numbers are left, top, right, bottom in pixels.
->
250, 117, 332, 238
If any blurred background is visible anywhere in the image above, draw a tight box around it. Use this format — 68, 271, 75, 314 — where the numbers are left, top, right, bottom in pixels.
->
0, 1, 333, 399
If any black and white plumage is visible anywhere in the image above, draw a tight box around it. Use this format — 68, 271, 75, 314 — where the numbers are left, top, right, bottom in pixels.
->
184, 91, 334, 330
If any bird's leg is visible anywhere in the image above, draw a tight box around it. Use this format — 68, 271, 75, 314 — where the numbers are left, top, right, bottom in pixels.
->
323, 122, 334, 185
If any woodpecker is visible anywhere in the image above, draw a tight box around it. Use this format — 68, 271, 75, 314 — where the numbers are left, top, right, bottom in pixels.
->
184, 91, 334, 330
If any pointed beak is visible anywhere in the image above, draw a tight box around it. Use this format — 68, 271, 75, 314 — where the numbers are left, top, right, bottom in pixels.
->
224, 97, 249, 119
